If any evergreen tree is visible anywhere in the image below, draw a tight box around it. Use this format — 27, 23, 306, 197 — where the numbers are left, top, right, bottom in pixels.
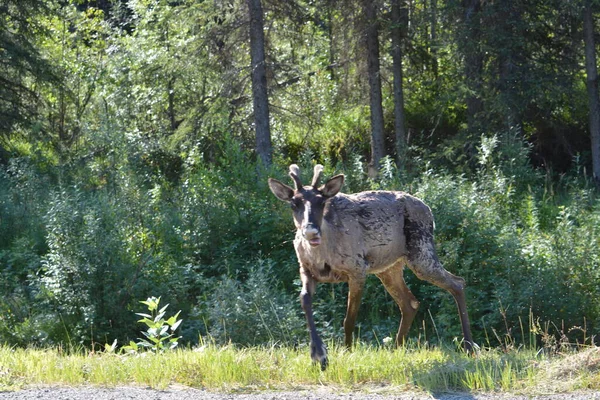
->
363, 0, 385, 174
583, 0, 600, 184
0, 0, 56, 148
248, 0, 273, 167
390, 0, 408, 170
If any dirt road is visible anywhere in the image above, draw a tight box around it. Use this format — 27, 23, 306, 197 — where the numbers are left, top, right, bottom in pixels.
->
1, 387, 600, 400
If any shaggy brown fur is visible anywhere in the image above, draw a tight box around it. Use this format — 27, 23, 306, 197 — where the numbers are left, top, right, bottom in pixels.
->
269, 164, 473, 370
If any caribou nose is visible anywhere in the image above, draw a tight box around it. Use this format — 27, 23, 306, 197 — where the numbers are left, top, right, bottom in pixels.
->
303, 224, 322, 247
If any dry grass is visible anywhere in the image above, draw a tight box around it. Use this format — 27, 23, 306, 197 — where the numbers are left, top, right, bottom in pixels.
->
535, 347, 600, 392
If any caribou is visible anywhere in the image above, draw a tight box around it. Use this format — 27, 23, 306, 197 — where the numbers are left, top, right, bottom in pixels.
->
268, 164, 473, 370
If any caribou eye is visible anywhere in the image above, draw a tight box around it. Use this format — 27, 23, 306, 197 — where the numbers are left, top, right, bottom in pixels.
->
309, 195, 324, 208
291, 199, 302, 210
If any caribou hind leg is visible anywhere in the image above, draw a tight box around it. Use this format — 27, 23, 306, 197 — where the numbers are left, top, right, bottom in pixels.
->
405, 218, 474, 351
377, 262, 420, 347
343, 276, 366, 348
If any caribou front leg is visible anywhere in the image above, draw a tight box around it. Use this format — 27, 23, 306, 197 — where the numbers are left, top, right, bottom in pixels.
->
300, 267, 327, 370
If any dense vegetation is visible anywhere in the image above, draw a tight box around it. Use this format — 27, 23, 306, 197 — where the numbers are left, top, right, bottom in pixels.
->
1, 0, 599, 352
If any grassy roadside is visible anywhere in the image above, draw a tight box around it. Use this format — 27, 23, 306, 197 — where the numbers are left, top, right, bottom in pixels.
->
0, 342, 599, 395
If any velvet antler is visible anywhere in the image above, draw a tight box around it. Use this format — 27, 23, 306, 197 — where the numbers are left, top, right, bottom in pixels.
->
311, 164, 324, 188
289, 164, 303, 190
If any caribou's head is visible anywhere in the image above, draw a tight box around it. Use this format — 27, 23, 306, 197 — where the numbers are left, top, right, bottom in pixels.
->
268, 164, 344, 247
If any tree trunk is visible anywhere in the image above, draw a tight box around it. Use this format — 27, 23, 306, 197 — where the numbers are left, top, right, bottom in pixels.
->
247, 0, 272, 167
167, 77, 176, 133
363, 0, 385, 175
495, 0, 523, 132
584, 0, 600, 184
430, 0, 438, 78
391, 0, 408, 170
326, 0, 336, 81
462, 0, 483, 131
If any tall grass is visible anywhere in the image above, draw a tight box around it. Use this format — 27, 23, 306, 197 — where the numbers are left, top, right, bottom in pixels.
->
1, 342, 599, 394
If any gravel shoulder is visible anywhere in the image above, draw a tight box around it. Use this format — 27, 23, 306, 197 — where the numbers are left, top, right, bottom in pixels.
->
1, 387, 600, 400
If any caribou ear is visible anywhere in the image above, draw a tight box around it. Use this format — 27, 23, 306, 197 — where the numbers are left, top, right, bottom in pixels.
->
321, 174, 344, 198
268, 178, 295, 202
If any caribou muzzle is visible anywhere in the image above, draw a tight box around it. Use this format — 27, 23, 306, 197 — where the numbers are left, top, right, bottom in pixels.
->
302, 223, 321, 247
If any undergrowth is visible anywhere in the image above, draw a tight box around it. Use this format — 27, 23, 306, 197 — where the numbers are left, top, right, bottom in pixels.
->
1, 134, 599, 353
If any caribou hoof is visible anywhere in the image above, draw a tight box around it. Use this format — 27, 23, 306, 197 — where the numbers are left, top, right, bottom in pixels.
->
464, 340, 479, 355
318, 356, 328, 371
310, 340, 328, 371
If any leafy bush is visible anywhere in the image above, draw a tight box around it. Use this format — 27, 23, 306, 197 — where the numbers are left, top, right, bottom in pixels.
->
31, 145, 201, 346
407, 136, 600, 347
206, 258, 305, 346
1, 133, 599, 351
0, 159, 51, 346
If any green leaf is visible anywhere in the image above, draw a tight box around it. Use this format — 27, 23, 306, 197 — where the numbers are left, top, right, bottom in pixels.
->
154, 311, 166, 323
121, 340, 139, 354
149, 336, 161, 344
170, 319, 182, 332
104, 339, 118, 353
159, 325, 169, 336
159, 303, 170, 314
140, 296, 160, 311
137, 340, 152, 348
137, 317, 155, 327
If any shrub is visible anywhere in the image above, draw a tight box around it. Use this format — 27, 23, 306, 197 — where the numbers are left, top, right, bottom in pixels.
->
1, 133, 599, 351
205, 258, 305, 346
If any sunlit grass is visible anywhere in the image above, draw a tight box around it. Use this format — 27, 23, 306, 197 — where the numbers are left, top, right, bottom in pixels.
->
0, 342, 598, 395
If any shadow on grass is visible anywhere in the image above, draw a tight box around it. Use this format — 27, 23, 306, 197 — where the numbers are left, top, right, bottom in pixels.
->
404, 348, 532, 395
432, 393, 477, 400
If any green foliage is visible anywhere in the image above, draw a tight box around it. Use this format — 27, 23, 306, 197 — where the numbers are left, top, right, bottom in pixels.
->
1, 0, 600, 354
0, 0, 57, 140
121, 296, 182, 354
3, 127, 600, 351
0, 159, 51, 346
409, 135, 600, 347
206, 258, 305, 346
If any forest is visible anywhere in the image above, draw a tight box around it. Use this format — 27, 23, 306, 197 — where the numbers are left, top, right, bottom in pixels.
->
1, 0, 600, 352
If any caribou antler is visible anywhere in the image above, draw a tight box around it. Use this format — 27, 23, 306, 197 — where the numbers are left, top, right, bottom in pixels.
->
289, 164, 303, 190
311, 164, 324, 188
